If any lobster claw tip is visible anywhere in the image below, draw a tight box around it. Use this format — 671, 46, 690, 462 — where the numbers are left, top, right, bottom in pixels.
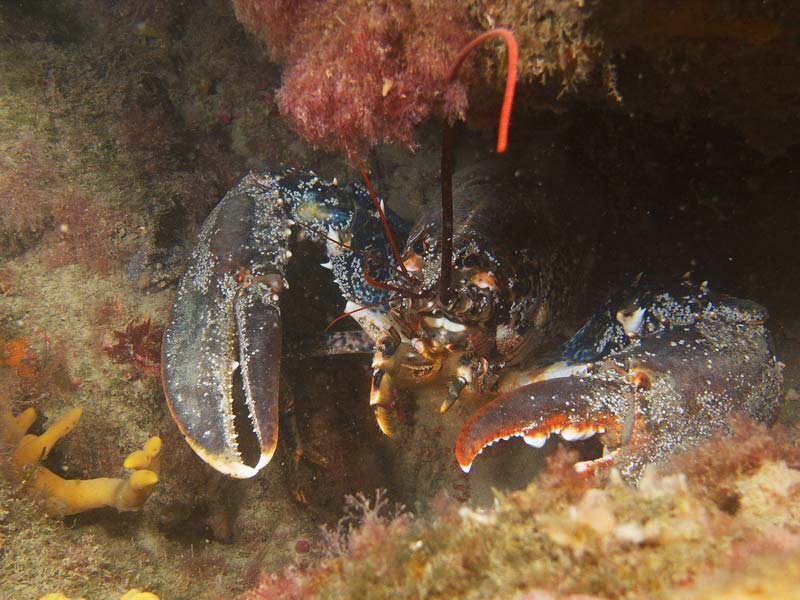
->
455, 377, 620, 473
184, 435, 274, 479
163, 289, 283, 479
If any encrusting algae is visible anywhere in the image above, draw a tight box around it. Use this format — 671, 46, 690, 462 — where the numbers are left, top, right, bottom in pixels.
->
235, 420, 800, 599
1, 404, 161, 515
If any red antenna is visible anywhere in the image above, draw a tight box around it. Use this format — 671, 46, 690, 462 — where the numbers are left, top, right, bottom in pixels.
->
446, 29, 518, 154
439, 29, 518, 304
296, 221, 409, 280
324, 296, 404, 332
356, 157, 410, 278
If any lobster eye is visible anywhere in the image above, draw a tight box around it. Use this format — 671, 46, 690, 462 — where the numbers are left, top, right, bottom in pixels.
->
412, 238, 427, 256
462, 253, 479, 268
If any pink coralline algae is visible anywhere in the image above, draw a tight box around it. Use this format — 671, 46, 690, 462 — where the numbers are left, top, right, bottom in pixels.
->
232, 0, 473, 155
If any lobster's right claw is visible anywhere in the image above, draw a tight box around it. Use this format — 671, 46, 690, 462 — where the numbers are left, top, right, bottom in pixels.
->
162, 174, 291, 478
455, 290, 784, 483
455, 375, 623, 474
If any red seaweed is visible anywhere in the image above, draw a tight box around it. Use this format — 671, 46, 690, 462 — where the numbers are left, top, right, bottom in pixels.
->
232, 0, 473, 156
103, 317, 162, 379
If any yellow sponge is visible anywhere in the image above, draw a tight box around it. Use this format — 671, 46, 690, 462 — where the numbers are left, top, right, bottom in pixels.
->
38, 590, 159, 600
5, 405, 161, 516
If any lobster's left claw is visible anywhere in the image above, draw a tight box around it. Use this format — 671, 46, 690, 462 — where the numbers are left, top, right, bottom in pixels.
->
164, 288, 281, 478
163, 173, 291, 478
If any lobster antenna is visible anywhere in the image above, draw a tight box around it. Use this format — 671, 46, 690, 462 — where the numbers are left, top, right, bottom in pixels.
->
324, 295, 406, 332
324, 252, 423, 333
356, 157, 410, 278
362, 256, 420, 297
439, 28, 518, 305
296, 221, 411, 281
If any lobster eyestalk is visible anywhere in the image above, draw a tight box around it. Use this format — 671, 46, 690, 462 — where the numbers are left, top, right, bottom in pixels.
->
439, 28, 519, 306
